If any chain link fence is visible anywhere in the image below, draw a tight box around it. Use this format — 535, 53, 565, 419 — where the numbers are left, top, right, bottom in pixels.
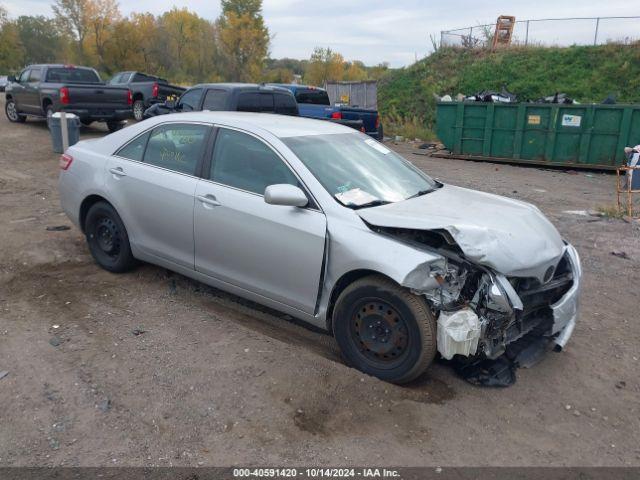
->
440, 16, 640, 49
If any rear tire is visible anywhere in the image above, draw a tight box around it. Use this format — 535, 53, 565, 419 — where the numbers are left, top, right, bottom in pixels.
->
132, 100, 145, 122
107, 121, 125, 133
332, 275, 437, 384
85, 201, 136, 273
5, 99, 26, 123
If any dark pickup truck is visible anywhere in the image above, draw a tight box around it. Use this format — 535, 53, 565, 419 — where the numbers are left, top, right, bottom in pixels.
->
4, 64, 132, 132
271, 84, 382, 140
109, 71, 186, 121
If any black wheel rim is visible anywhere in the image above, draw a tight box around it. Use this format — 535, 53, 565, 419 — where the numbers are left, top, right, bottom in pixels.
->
349, 298, 410, 367
93, 216, 121, 258
6, 101, 18, 121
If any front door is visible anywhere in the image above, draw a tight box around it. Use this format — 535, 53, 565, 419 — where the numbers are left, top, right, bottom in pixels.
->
194, 127, 326, 314
106, 122, 211, 268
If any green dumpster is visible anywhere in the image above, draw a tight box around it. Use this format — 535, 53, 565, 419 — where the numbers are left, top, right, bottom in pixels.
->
436, 102, 640, 170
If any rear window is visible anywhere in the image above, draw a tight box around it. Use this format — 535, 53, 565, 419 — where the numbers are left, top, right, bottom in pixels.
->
203, 89, 229, 111
46, 68, 101, 84
274, 93, 298, 116
237, 92, 274, 113
295, 89, 330, 105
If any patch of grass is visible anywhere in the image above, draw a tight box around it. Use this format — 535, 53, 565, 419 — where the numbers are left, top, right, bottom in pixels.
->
596, 204, 625, 219
383, 108, 435, 141
378, 42, 640, 132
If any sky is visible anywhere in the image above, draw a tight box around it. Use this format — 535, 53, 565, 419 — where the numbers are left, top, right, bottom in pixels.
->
2, 0, 639, 67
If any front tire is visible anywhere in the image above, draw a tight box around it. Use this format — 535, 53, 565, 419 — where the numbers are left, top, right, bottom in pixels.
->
5, 99, 26, 123
332, 275, 437, 384
132, 100, 145, 121
85, 202, 136, 273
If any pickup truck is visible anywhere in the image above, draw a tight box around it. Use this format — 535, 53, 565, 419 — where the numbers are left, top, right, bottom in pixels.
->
4, 64, 132, 132
270, 84, 382, 140
108, 71, 186, 121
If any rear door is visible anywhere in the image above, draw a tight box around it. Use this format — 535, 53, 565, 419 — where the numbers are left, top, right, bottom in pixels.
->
106, 122, 212, 268
193, 127, 327, 313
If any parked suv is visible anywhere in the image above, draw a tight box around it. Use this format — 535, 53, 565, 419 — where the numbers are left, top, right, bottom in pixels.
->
143, 83, 299, 118
4, 64, 132, 131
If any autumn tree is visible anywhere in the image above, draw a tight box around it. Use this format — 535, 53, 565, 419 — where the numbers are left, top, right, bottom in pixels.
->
52, 0, 92, 61
305, 47, 345, 86
86, 0, 120, 73
0, 5, 24, 72
217, 0, 269, 82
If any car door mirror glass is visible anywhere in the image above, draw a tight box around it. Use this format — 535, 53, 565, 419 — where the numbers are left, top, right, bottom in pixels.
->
264, 184, 308, 207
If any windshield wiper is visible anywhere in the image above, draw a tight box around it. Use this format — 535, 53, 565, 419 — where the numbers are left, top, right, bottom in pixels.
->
407, 188, 435, 199
350, 199, 392, 210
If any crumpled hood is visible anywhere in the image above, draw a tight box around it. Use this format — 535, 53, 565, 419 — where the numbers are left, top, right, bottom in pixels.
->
357, 185, 565, 279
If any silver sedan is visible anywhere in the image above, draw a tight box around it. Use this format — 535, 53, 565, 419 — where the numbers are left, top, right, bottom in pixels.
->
59, 112, 581, 384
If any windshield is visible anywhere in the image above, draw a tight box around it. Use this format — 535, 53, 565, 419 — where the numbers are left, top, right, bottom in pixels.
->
46, 67, 101, 84
283, 133, 437, 208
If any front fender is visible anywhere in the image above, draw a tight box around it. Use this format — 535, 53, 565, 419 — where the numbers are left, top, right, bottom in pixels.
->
317, 217, 444, 326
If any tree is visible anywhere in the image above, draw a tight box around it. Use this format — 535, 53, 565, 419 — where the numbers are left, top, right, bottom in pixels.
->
52, 0, 91, 61
305, 47, 344, 86
217, 0, 269, 82
86, 0, 120, 73
0, 5, 24, 72
343, 60, 367, 81
15, 15, 70, 65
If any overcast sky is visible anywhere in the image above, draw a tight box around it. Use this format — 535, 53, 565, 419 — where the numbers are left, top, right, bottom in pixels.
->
2, 0, 638, 66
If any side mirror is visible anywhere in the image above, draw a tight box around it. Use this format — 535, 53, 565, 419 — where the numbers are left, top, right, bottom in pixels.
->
264, 184, 308, 207
8, 75, 16, 83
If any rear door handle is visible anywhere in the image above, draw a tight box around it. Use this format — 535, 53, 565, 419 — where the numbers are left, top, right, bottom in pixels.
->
109, 167, 126, 177
197, 194, 221, 208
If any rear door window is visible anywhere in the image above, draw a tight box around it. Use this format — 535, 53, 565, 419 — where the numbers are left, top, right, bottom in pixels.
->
178, 88, 203, 112
274, 93, 298, 115
143, 123, 209, 175
203, 89, 229, 111
236, 92, 261, 112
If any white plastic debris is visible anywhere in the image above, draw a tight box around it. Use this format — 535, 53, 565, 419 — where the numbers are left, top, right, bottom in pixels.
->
437, 308, 480, 360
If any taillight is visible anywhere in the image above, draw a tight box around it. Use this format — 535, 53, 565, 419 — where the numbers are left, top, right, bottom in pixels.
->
331, 111, 342, 119
60, 87, 70, 105
151, 82, 159, 98
375, 115, 380, 129
127, 89, 133, 105
59, 153, 73, 170
360, 126, 365, 133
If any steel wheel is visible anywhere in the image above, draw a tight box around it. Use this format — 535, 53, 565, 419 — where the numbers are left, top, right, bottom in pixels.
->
85, 201, 137, 273
350, 299, 409, 366
94, 216, 122, 259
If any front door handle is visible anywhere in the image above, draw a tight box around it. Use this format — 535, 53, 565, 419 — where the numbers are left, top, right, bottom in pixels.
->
109, 167, 126, 177
197, 194, 221, 208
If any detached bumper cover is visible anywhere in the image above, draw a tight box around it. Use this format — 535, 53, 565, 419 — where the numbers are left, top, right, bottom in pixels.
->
550, 243, 581, 349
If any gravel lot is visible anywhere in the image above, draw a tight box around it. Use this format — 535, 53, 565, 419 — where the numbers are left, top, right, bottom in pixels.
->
1, 96, 639, 467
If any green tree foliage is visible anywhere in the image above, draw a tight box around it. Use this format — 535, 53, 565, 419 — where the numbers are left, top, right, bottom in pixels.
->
217, 0, 269, 82
52, 0, 91, 61
0, 4, 23, 71
15, 15, 70, 65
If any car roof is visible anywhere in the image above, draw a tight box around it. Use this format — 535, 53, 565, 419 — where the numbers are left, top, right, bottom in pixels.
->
191, 83, 293, 94
269, 84, 326, 92
150, 111, 352, 138
26, 64, 95, 69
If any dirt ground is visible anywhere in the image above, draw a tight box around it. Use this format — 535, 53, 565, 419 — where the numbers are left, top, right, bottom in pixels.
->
1, 95, 639, 467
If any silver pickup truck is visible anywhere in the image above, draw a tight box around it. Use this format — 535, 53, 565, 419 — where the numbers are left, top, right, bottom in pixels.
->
4, 64, 132, 132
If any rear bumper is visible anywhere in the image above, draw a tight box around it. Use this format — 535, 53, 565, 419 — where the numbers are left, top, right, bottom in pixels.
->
63, 108, 131, 122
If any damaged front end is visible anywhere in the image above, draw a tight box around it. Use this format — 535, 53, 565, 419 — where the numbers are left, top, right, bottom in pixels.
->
373, 226, 581, 380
